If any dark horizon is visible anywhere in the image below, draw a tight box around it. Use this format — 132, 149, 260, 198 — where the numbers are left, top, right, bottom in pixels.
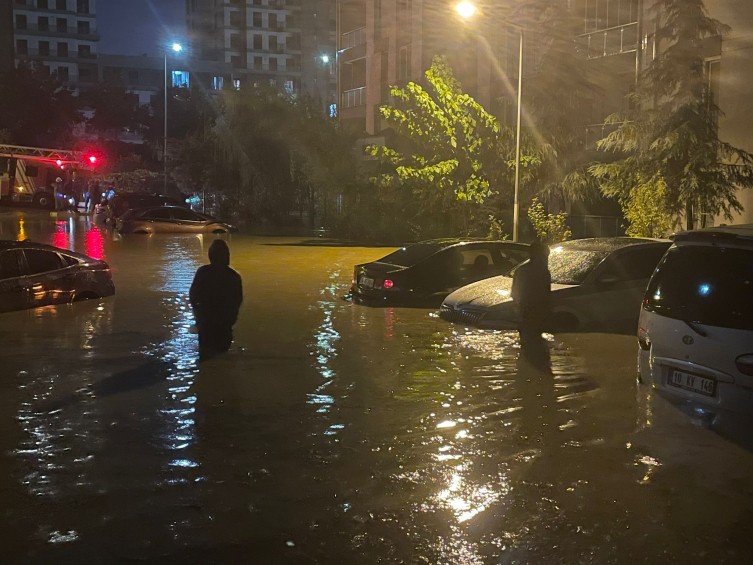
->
98, 0, 185, 57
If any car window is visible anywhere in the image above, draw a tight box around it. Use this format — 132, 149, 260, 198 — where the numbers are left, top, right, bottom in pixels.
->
24, 249, 64, 275
379, 243, 444, 267
511, 248, 609, 285
142, 208, 173, 220
645, 244, 753, 330
61, 254, 79, 267
599, 246, 669, 282
171, 208, 203, 221
0, 250, 23, 280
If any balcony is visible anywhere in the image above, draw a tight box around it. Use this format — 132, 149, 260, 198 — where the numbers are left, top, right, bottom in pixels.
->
14, 23, 101, 41
578, 22, 638, 59
11, 0, 96, 17
341, 27, 366, 50
16, 47, 98, 62
342, 86, 365, 109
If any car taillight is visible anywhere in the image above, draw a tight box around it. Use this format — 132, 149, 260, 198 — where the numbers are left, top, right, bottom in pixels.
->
383, 279, 394, 289
736, 354, 753, 377
638, 327, 651, 351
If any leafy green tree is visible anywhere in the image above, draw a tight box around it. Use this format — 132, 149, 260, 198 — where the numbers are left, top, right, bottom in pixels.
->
590, 0, 753, 229
79, 81, 149, 134
527, 198, 571, 243
620, 175, 675, 238
369, 56, 547, 237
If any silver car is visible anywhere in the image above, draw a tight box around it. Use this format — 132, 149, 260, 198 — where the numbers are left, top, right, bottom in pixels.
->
116, 206, 234, 234
440, 238, 671, 333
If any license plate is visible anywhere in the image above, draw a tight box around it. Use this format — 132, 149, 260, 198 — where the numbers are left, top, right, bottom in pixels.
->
359, 276, 374, 289
667, 369, 716, 397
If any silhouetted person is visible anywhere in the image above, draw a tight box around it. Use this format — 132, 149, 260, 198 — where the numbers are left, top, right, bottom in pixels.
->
190, 240, 243, 360
512, 240, 551, 346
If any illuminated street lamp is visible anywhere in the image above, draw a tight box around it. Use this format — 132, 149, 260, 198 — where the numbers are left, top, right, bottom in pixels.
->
165, 42, 184, 192
457, 3, 525, 242
321, 54, 330, 64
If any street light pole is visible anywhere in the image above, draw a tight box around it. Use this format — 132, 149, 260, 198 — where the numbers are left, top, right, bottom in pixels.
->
164, 53, 168, 194
513, 29, 523, 243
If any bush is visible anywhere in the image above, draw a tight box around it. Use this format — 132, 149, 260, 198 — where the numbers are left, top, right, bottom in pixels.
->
527, 198, 571, 243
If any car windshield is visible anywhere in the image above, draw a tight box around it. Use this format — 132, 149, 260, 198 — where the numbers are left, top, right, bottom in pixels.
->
378, 243, 445, 267
645, 244, 753, 330
510, 249, 609, 285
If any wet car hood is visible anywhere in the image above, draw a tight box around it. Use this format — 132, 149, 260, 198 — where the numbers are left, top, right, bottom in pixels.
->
443, 275, 576, 310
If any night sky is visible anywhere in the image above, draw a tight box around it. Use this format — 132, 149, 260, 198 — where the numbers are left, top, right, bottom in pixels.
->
98, 0, 185, 56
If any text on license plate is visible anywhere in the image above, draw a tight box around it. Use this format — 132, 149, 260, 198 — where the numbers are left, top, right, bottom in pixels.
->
667, 369, 716, 397
359, 277, 374, 289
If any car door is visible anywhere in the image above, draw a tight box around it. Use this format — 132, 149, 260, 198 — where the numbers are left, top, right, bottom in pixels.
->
0, 250, 29, 313
141, 208, 175, 232
171, 208, 207, 233
21, 248, 73, 308
582, 246, 669, 329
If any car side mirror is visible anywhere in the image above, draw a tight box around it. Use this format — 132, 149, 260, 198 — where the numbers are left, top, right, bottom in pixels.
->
597, 274, 620, 286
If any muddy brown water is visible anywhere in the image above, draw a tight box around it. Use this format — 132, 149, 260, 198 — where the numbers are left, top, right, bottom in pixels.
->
1, 210, 753, 564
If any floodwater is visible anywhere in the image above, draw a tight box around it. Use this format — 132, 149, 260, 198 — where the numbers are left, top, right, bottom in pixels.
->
2, 209, 753, 564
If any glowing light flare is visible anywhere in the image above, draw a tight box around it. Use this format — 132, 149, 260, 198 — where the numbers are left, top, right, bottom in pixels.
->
321, 54, 330, 64
698, 283, 711, 296
172, 43, 183, 53
456, 1, 477, 19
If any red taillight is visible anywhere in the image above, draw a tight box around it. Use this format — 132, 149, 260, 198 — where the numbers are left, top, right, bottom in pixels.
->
736, 354, 753, 377
638, 327, 650, 351
383, 279, 394, 289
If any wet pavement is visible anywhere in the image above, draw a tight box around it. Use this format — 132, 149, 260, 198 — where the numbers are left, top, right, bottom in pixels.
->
2, 209, 753, 564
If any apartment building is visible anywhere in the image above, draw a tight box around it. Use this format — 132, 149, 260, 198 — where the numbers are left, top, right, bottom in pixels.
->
8, 0, 100, 86
186, 0, 336, 108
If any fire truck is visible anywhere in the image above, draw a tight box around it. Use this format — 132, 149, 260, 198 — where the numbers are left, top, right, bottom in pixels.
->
0, 143, 103, 208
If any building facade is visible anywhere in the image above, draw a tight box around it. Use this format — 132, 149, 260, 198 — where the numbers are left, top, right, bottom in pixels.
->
9, 0, 99, 86
186, 0, 336, 108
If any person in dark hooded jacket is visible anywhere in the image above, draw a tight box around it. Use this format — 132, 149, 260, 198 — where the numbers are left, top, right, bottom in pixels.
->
189, 240, 243, 359
511, 240, 551, 345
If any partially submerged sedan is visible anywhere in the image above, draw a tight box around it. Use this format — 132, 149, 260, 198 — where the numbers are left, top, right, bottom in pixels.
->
351, 239, 530, 306
116, 206, 234, 234
440, 238, 671, 333
0, 241, 114, 313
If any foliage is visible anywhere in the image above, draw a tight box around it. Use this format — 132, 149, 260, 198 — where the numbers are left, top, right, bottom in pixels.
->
590, 0, 753, 229
0, 64, 79, 146
368, 56, 547, 238
620, 175, 675, 238
79, 81, 150, 134
527, 198, 571, 243
102, 169, 162, 194
487, 216, 509, 240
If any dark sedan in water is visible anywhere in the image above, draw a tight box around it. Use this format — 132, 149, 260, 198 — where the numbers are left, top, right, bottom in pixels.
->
0, 241, 115, 313
351, 239, 530, 306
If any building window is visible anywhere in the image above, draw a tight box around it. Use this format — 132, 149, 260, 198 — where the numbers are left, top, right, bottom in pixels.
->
254, 56, 263, 70
230, 33, 241, 50
375, 0, 382, 40
77, 20, 90, 35
231, 55, 242, 68
78, 44, 91, 58
213, 76, 224, 90
16, 39, 28, 55
269, 57, 277, 71
284, 79, 294, 94
15, 14, 27, 29
398, 45, 412, 80
128, 69, 138, 82
172, 70, 190, 88
79, 65, 94, 82
253, 34, 262, 50
38, 0, 48, 9
57, 66, 69, 81
329, 103, 337, 118
269, 13, 277, 29
230, 11, 242, 27
57, 42, 68, 56
269, 35, 278, 51
253, 12, 262, 27
233, 78, 241, 90
76, 0, 89, 13
57, 18, 67, 32
56, 0, 66, 10
40, 16, 52, 31
39, 41, 50, 56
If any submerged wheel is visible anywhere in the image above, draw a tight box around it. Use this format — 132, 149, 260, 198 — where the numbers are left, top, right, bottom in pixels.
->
74, 291, 99, 302
551, 312, 579, 333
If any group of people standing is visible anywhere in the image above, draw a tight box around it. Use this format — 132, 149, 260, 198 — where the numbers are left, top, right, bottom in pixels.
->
53, 176, 110, 213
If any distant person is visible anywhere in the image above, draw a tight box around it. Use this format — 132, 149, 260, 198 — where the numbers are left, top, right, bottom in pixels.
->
89, 181, 101, 212
512, 240, 551, 345
189, 240, 243, 360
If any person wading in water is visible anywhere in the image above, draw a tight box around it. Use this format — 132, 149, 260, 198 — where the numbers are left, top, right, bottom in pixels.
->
190, 240, 243, 360
512, 240, 552, 348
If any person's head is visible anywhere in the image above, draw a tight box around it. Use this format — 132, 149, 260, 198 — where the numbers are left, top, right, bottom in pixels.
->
208, 239, 230, 266
530, 240, 550, 263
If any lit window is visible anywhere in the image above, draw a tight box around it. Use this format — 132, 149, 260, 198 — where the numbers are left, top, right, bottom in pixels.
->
172, 70, 190, 88
233, 78, 241, 90
284, 80, 294, 94
329, 103, 337, 118
213, 76, 224, 90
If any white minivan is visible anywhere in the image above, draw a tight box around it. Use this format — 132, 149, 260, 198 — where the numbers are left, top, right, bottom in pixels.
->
638, 225, 753, 415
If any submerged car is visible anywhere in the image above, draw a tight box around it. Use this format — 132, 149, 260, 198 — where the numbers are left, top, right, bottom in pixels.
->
106, 193, 185, 222
0, 241, 115, 313
116, 206, 234, 234
440, 238, 671, 332
638, 225, 753, 416
351, 239, 530, 306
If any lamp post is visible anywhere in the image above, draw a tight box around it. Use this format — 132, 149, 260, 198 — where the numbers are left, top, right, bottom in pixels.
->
165, 42, 183, 193
456, 3, 525, 242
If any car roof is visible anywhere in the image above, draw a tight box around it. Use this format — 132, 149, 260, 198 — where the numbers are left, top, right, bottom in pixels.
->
412, 238, 530, 248
551, 237, 669, 253
672, 224, 753, 246
0, 240, 97, 260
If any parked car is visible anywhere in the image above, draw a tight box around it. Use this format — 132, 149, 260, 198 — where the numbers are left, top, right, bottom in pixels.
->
440, 238, 671, 332
0, 241, 115, 314
351, 239, 530, 306
116, 206, 235, 234
106, 193, 185, 223
638, 225, 753, 415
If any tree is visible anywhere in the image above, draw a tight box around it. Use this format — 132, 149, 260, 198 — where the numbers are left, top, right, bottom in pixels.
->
590, 0, 753, 229
369, 56, 547, 237
79, 81, 149, 135
527, 198, 571, 243
620, 175, 675, 238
